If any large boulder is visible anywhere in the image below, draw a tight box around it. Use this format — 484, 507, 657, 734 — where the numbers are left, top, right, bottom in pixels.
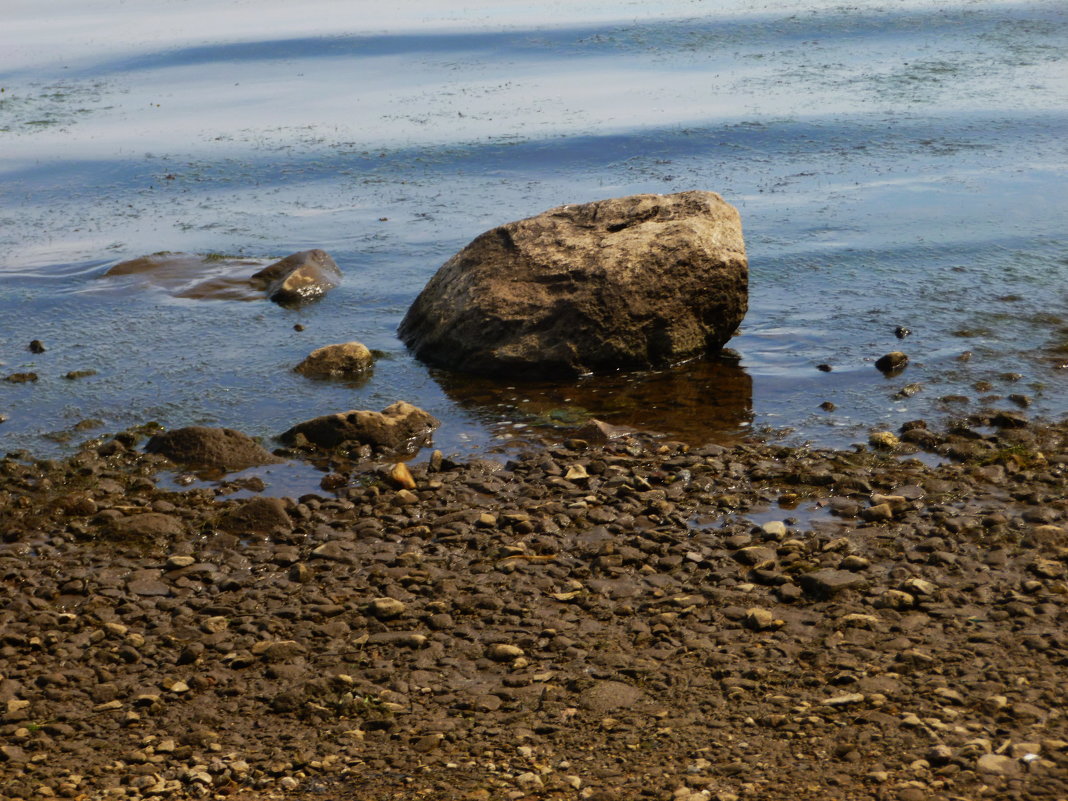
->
250, 249, 342, 305
398, 191, 747, 378
279, 401, 439, 454
145, 426, 283, 472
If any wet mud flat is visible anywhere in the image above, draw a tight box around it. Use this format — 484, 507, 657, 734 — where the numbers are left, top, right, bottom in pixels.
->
0, 415, 1066, 800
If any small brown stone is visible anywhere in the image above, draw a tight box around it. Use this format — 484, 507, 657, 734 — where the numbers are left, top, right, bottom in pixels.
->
875, 352, 908, 373
388, 462, 417, 490
294, 342, 374, 378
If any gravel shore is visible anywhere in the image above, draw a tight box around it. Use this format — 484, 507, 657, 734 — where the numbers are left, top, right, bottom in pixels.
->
1, 413, 1066, 801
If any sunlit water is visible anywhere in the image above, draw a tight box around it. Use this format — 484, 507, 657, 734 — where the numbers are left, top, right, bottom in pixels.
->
1, 1, 1066, 487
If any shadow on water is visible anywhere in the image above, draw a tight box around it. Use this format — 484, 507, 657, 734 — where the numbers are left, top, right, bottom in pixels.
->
430, 355, 754, 446
7, 111, 1065, 194
60, 5, 1063, 78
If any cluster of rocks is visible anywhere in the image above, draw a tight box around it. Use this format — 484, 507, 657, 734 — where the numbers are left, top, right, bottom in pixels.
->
0, 414, 1065, 800
140, 399, 441, 476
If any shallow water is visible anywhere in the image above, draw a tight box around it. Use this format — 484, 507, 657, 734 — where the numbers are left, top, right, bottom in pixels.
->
1, 1, 1066, 481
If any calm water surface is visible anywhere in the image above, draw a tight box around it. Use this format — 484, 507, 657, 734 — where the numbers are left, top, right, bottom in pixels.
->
1, 1, 1066, 486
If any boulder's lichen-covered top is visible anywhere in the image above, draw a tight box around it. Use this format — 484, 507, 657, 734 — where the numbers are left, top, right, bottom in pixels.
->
399, 191, 747, 377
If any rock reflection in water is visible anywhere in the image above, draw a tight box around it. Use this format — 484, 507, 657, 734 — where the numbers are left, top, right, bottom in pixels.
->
433, 355, 753, 445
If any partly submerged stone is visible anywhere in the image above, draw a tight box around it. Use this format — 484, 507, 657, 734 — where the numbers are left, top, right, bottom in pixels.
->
399, 190, 748, 378
875, 351, 909, 374
105, 252, 269, 300
104, 249, 341, 304
294, 342, 374, 378
280, 401, 439, 454
250, 249, 342, 305
145, 426, 283, 472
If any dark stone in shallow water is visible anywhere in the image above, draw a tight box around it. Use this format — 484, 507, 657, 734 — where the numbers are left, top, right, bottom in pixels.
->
145, 426, 283, 472
875, 351, 908, 374
280, 401, 439, 454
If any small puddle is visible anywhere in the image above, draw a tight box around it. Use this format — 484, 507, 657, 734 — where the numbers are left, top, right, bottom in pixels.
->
155, 459, 333, 500
688, 501, 840, 534
742, 502, 839, 530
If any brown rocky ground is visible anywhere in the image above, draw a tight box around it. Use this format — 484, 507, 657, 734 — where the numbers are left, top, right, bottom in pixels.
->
0, 414, 1066, 801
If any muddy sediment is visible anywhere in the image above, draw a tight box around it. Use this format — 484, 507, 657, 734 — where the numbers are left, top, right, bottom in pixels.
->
0, 416, 1066, 801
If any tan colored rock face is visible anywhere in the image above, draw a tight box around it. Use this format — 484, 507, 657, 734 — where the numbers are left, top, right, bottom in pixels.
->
250, 249, 342, 305
399, 191, 747, 378
279, 401, 440, 454
294, 342, 374, 378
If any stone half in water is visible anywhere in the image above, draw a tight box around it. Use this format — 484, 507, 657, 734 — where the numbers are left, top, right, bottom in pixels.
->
102, 249, 341, 304
279, 401, 440, 455
294, 342, 375, 379
145, 426, 284, 472
249, 249, 342, 305
398, 190, 748, 378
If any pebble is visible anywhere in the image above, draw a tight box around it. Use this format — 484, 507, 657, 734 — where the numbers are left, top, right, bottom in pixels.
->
976, 753, 1018, 775
368, 598, 407, 620
394, 489, 419, 505
821, 693, 865, 707
761, 520, 787, 538
486, 643, 524, 662
798, 569, 868, 597
389, 462, 417, 490
734, 546, 777, 566
869, 432, 900, 450
565, 464, 589, 481
875, 351, 909, 372
897, 382, 922, 398
901, 578, 937, 596
310, 541, 355, 564
862, 503, 894, 522
744, 607, 782, 631
874, 590, 916, 610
